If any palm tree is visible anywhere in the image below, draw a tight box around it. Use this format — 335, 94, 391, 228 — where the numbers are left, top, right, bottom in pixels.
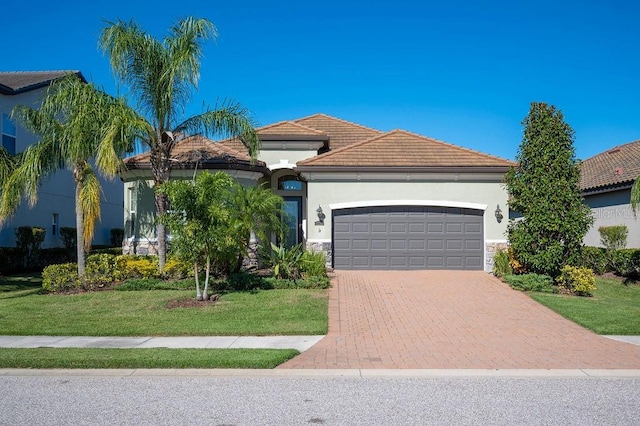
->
0, 74, 136, 276
99, 17, 260, 270
631, 179, 640, 215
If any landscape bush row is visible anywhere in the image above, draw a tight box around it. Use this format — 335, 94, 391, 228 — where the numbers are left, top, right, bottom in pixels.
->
41, 246, 330, 294
493, 245, 640, 297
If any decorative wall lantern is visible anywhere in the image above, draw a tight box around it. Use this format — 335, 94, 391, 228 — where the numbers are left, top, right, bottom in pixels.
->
315, 205, 325, 226
495, 204, 503, 223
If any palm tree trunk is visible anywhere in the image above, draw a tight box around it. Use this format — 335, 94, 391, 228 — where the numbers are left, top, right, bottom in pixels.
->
155, 191, 168, 271
74, 176, 86, 278
194, 262, 202, 300
203, 256, 211, 301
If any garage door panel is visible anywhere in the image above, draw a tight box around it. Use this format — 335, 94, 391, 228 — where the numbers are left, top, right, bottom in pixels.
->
352, 239, 370, 250
409, 240, 425, 250
352, 223, 369, 233
371, 223, 387, 232
333, 205, 483, 270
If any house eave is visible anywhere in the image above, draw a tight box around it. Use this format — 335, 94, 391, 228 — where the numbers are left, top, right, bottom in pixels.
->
582, 181, 634, 196
294, 165, 512, 174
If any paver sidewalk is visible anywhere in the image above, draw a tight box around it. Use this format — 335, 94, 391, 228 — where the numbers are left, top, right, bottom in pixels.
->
278, 270, 640, 369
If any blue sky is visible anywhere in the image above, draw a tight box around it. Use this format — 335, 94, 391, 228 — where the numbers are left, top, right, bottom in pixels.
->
3, 0, 639, 160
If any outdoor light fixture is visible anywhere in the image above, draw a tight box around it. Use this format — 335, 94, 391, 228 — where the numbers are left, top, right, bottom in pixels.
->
495, 204, 503, 223
315, 205, 325, 226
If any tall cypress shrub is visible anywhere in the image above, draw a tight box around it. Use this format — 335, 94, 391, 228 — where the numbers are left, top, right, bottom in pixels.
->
505, 102, 593, 276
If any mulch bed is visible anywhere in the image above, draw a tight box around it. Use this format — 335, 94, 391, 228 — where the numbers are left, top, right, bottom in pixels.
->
166, 294, 220, 309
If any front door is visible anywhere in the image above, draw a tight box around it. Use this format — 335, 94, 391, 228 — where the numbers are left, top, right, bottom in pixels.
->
283, 196, 303, 248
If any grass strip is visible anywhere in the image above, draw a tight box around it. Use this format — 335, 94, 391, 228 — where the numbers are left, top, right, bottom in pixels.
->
0, 289, 328, 336
0, 348, 299, 369
530, 277, 640, 335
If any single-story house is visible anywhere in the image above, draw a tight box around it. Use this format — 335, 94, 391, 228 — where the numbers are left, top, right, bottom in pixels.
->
580, 140, 640, 248
120, 114, 515, 271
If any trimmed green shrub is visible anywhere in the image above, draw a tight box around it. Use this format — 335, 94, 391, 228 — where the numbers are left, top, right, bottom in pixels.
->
42, 263, 80, 292
492, 249, 512, 277
110, 228, 124, 247
580, 246, 608, 275
15, 226, 46, 268
85, 253, 119, 287
162, 257, 194, 280
266, 276, 331, 289
556, 265, 596, 296
0, 247, 24, 275
59, 227, 77, 250
115, 255, 158, 279
598, 225, 628, 250
503, 273, 555, 293
613, 249, 640, 279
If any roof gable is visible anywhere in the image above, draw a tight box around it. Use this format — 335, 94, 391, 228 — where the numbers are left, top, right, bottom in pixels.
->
580, 140, 640, 192
294, 113, 383, 150
258, 120, 328, 140
123, 135, 266, 171
296, 129, 515, 168
0, 71, 84, 95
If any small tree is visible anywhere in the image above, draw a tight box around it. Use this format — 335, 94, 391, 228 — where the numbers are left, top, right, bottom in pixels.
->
505, 102, 593, 276
159, 172, 284, 300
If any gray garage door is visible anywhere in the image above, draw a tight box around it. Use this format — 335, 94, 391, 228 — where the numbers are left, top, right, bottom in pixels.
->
333, 206, 484, 270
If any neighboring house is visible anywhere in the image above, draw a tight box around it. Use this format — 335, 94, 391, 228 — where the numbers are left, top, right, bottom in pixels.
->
580, 140, 640, 248
0, 71, 123, 248
121, 114, 514, 271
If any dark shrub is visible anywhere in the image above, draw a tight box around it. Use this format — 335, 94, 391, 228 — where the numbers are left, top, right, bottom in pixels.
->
59, 227, 76, 250
580, 246, 607, 275
110, 228, 124, 247
503, 273, 556, 293
15, 226, 45, 269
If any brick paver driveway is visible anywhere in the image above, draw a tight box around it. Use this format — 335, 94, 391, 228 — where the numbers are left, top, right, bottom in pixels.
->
278, 270, 640, 369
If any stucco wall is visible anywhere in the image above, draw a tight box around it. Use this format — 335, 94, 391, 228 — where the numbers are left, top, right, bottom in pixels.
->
0, 87, 123, 248
259, 149, 319, 168
584, 189, 640, 248
303, 175, 509, 271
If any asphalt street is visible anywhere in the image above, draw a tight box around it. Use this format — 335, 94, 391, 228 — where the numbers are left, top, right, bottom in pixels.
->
1, 375, 638, 425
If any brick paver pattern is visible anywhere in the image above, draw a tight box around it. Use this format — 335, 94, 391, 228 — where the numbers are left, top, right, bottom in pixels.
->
278, 270, 640, 369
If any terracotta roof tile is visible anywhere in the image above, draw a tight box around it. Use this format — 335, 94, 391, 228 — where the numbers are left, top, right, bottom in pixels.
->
580, 140, 640, 191
257, 120, 328, 138
0, 71, 84, 95
294, 113, 383, 150
296, 129, 515, 168
123, 135, 264, 170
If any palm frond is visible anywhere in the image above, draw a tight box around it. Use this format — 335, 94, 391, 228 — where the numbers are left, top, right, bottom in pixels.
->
174, 101, 260, 158
77, 163, 102, 250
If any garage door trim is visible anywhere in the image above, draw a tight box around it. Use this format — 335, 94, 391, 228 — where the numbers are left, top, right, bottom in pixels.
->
329, 199, 488, 211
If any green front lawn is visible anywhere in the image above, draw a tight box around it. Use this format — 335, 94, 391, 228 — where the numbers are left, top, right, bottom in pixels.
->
530, 277, 640, 335
0, 348, 298, 369
0, 288, 328, 336
0, 273, 44, 299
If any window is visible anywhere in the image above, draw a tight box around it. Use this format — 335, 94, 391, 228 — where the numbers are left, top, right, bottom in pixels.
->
52, 213, 59, 236
129, 188, 137, 236
2, 113, 16, 155
277, 175, 302, 191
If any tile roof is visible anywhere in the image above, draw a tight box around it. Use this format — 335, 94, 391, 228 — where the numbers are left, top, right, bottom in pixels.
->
123, 135, 267, 172
257, 120, 328, 139
296, 129, 515, 168
294, 113, 383, 150
0, 71, 84, 95
580, 140, 640, 192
